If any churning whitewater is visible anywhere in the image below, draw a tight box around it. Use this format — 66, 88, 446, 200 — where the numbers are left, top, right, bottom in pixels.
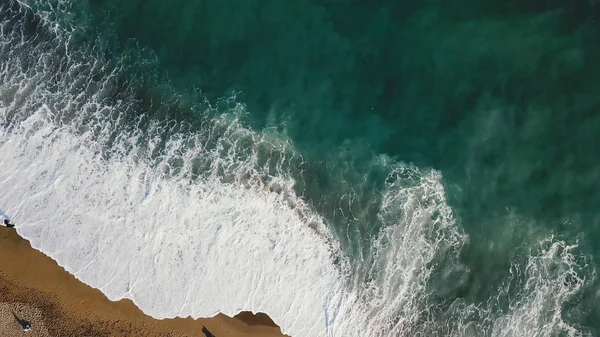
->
0, 1, 590, 336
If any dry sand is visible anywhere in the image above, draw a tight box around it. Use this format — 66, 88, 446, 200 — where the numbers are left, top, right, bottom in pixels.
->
0, 302, 51, 337
0, 227, 289, 337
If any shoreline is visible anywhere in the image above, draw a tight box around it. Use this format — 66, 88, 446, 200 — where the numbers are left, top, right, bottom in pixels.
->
0, 226, 288, 336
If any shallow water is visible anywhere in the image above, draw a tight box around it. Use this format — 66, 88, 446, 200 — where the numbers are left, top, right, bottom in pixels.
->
0, 0, 599, 336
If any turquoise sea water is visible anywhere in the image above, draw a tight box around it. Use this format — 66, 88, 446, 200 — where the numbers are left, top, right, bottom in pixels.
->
2, 0, 600, 335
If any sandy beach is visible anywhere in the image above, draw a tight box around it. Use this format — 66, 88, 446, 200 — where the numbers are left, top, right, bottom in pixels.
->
0, 226, 288, 337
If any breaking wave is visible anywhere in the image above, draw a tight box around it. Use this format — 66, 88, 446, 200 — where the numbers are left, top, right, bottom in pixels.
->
0, 1, 591, 336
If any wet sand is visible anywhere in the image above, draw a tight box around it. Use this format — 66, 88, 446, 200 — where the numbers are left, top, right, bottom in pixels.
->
0, 227, 288, 337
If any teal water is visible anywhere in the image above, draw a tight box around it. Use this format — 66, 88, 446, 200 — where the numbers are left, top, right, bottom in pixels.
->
85, 0, 600, 326
3, 0, 600, 335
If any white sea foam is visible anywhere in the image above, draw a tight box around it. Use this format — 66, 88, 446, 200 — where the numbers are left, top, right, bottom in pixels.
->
0, 109, 463, 337
0, 5, 454, 335
0, 112, 342, 336
444, 238, 589, 337
489, 239, 586, 337
0, 2, 589, 336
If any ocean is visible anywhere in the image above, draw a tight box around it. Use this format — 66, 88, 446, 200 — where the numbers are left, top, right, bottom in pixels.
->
0, 0, 599, 335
